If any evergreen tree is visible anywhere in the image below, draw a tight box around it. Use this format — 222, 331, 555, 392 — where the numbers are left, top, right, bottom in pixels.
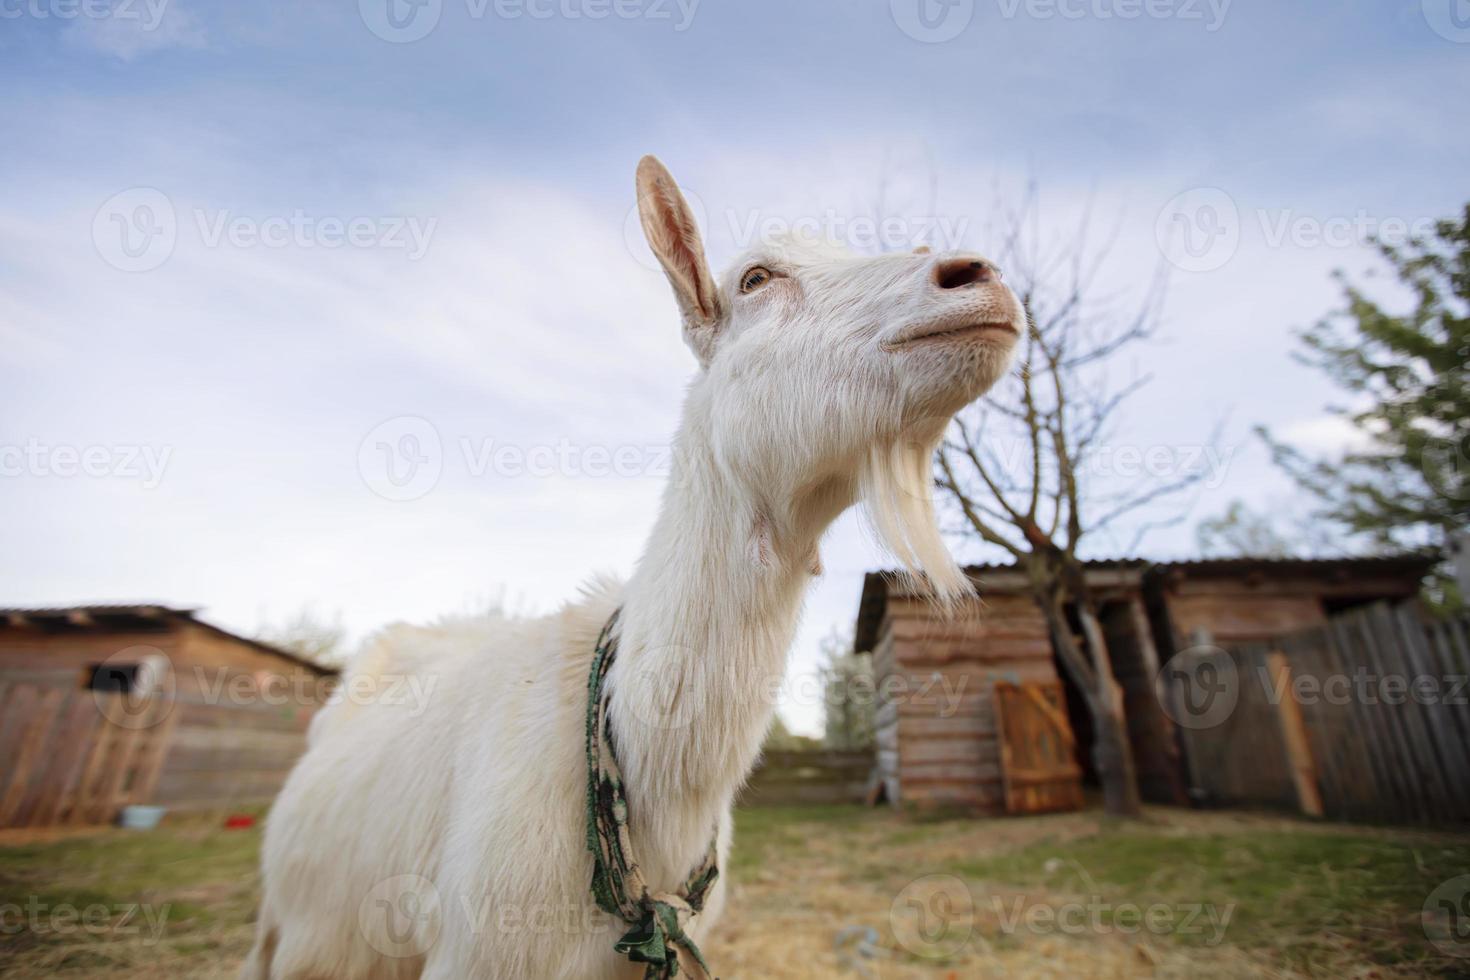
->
1261, 205, 1470, 606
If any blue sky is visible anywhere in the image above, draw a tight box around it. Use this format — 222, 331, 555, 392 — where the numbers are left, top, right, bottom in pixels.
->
2, 0, 1467, 733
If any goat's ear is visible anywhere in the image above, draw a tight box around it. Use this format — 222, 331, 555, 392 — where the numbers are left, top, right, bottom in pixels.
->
636, 155, 723, 364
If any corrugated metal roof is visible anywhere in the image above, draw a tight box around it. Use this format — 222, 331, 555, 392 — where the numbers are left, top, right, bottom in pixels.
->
853, 553, 1438, 653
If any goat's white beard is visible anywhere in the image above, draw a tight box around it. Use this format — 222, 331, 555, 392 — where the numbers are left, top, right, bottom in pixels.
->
858, 433, 971, 608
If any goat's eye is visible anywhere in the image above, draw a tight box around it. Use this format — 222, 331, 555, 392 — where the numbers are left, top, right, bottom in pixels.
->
740, 266, 773, 293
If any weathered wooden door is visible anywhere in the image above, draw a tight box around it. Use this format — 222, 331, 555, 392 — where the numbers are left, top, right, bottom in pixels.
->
992, 680, 1085, 814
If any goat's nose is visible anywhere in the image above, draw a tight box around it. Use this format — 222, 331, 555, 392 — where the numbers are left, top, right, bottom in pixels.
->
934, 256, 1001, 290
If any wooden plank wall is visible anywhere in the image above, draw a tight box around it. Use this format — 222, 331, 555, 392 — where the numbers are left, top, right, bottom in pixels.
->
1166, 645, 1298, 811
1170, 603, 1470, 826
0, 673, 178, 828
151, 691, 317, 811
873, 594, 1067, 812
0, 669, 320, 825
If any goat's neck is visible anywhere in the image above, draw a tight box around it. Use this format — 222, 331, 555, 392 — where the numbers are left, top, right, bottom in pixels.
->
608, 427, 841, 883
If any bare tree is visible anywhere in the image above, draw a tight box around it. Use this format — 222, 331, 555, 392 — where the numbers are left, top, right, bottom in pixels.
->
255, 605, 347, 668
934, 182, 1204, 818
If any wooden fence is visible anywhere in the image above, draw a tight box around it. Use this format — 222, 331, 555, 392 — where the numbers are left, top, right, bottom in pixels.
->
1167, 603, 1470, 826
740, 749, 874, 805
0, 668, 320, 828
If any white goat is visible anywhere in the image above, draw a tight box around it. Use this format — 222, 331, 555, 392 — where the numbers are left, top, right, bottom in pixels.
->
242, 156, 1022, 979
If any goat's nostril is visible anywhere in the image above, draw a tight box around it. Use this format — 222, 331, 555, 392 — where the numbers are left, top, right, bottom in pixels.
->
935, 258, 999, 290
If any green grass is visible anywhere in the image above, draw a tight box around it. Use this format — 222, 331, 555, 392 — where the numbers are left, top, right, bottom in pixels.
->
953, 825, 1470, 973
728, 806, 1470, 976
3, 805, 1468, 977
0, 814, 264, 977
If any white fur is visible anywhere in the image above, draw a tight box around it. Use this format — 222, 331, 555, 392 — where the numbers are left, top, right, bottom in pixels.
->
242, 157, 1021, 979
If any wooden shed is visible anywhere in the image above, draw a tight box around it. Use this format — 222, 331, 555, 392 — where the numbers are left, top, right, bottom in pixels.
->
0, 604, 338, 827
855, 556, 1434, 815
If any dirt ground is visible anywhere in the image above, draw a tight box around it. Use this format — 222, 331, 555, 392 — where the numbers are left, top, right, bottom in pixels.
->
2, 804, 1468, 978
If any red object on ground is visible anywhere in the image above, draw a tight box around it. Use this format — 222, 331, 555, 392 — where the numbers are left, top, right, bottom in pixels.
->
224, 815, 256, 829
